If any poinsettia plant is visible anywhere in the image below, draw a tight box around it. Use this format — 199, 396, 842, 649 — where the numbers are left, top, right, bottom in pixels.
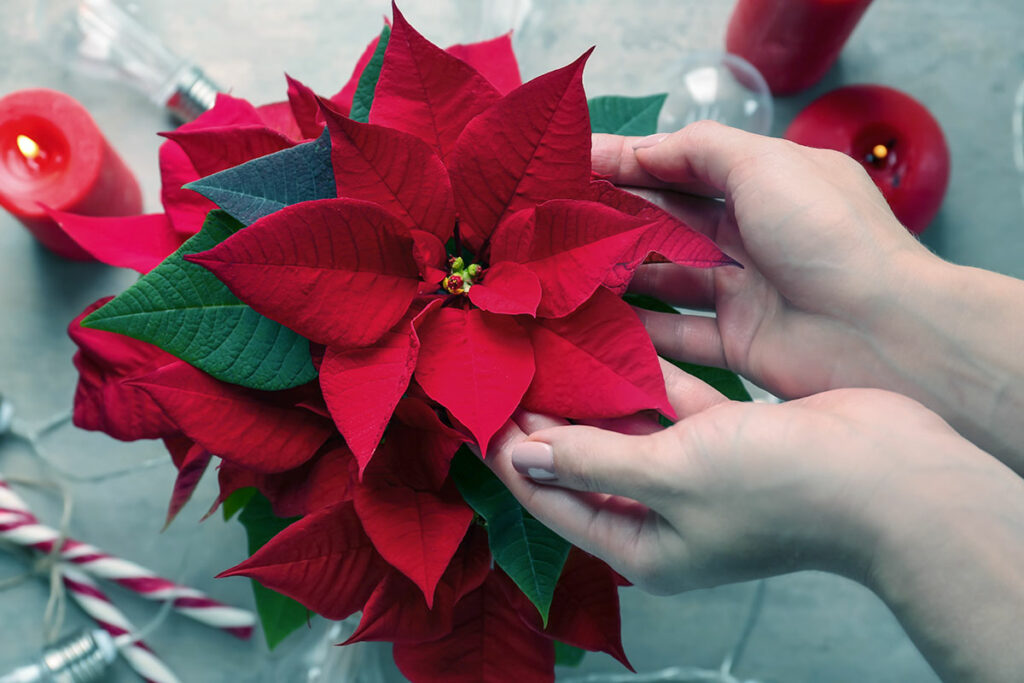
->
60, 4, 748, 680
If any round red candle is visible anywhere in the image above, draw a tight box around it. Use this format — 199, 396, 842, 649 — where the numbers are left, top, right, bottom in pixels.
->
784, 85, 950, 235
726, 0, 874, 96
0, 89, 142, 259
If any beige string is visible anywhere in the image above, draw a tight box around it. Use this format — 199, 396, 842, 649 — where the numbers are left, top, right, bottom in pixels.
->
0, 403, 94, 643
0, 474, 77, 644
1, 398, 186, 650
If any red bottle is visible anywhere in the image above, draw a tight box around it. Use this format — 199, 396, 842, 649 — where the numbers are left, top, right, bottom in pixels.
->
0, 89, 142, 259
726, 0, 874, 96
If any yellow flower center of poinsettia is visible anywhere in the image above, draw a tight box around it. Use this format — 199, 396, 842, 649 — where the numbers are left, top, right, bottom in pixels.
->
443, 256, 483, 295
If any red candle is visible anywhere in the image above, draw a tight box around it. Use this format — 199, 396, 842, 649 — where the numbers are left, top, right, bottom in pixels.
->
0, 89, 142, 260
726, 0, 874, 95
784, 85, 950, 235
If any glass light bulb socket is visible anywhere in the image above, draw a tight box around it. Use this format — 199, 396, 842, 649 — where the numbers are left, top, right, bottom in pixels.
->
164, 64, 220, 123
0, 630, 116, 683
32, 0, 220, 122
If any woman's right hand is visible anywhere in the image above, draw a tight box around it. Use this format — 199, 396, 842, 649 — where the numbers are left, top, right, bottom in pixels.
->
595, 120, 934, 400
594, 121, 1024, 470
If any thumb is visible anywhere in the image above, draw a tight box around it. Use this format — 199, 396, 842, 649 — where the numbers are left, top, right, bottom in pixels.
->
510, 424, 674, 502
634, 120, 778, 198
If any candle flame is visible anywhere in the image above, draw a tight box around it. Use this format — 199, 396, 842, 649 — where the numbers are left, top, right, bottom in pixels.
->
16, 135, 41, 161
872, 144, 889, 160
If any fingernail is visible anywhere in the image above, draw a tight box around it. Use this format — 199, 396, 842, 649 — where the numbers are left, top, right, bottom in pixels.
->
632, 133, 669, 150
511, 441, 556, 481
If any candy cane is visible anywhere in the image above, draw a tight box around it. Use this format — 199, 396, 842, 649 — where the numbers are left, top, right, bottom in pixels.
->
0, 476, 254, 639
0, 477, 30, 514
61, 565, 181, 683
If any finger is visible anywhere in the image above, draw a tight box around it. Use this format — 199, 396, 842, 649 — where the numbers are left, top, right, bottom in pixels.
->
630, 182, 745, 269
621, 188, 737, 311
659, 358, 730, 417
591, 133, 673, 189
573, 361, 728, 434
629, 187, 728, 240
593, 132, 724, 197
509, 424, 674, 502
632, 308, 728, 369
634, 120, 792, 197
576, 413, 663, 435
512, 409, 566, 435
485, 420, 659, 572
628, 263, 716, 310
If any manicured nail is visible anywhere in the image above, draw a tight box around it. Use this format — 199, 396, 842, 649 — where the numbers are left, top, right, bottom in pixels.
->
632, 133, 669, 150
511, 441, 556, 481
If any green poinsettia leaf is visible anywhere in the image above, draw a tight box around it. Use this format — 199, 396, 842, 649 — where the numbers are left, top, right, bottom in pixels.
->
237, 491, 309, 649
185, 128, 335, 227
588, 93, 668, 136
82, 211, 317, 391
222, 486, 257, 521
450, 448, 570, 626
670, 359, 752, 403
624, 293, 752, 402
350, 25, 391, 123
554, 641, 587, 667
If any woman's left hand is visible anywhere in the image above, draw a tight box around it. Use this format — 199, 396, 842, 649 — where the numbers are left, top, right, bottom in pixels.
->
485, 361, 1009, 595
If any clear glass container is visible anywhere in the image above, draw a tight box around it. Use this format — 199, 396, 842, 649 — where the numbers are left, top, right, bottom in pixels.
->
656, 51, 772, 135
514, 2, 771, 135
239, 619, 400, 683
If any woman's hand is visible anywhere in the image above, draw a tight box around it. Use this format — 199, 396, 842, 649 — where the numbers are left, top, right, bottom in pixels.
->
486, 363, 1024, 681
594, 121, 1024, 471
487, 362, 983, 593
594, 121, 932, 400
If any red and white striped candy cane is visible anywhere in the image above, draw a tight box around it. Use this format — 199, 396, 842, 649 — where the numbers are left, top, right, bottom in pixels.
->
62, 565, 181, 683
0, 475, 254, 639
0, 477, 30, 513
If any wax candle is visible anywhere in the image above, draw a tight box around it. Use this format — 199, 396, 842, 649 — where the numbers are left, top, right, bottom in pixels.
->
726, 0, 874, 96
0, 89, 142, 259
784, 85, 950, 235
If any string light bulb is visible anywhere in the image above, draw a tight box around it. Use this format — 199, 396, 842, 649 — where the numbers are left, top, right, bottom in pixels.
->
33, 0, 221, 123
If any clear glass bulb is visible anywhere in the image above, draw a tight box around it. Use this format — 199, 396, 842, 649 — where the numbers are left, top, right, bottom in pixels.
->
658, 51, 773, 136
1013, 78, 1024, 213
477, 0, 532, 40
31, 0, 220, 122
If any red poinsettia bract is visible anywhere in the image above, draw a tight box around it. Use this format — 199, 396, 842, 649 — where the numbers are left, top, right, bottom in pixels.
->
63, 5, 734, 681
185, 7, 729, 473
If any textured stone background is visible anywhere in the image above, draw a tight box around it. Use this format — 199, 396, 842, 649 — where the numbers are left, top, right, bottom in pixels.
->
1, 0, 1022, 680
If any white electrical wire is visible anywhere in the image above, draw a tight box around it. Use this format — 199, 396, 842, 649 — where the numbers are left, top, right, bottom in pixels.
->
1013, 78, 1024, 212
562, 581, 768, 683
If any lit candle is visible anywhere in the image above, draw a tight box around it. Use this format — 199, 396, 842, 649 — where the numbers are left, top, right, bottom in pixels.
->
0, 89, 142, 259
725, 0, 874, 96
784, 85, 951, 234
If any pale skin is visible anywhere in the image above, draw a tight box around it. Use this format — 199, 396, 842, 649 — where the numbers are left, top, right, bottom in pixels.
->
485, 121, 1024, 682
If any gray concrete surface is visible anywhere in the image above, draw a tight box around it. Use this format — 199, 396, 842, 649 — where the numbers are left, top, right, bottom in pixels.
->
1, 0, 1022, 680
